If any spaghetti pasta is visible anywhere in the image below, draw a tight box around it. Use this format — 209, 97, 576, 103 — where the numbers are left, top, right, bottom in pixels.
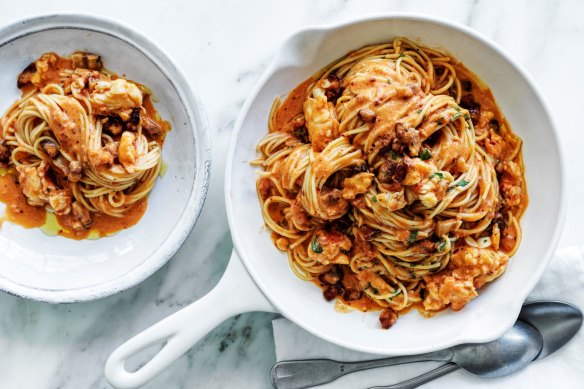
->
0, 52, 169, 238
253, 38, 527, 329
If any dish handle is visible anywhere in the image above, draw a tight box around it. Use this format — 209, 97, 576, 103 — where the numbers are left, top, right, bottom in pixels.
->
104, 250, 276, 389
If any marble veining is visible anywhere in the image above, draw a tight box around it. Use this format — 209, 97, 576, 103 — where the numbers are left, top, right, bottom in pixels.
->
0, 0, 583, 388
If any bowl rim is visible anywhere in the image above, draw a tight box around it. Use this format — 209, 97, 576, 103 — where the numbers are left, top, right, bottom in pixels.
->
226, 12, 567, 354
0, 13, 212, 303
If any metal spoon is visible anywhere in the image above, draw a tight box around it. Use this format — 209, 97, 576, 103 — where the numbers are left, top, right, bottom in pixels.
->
271, 321, 542, 389
371, 301, 583, 389
519, 301, 583, 359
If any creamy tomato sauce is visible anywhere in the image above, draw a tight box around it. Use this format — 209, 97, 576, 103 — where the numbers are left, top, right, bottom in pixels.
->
55, 199, 147, 240
0, 170, 147, 238
273, 78, 314, 133
0, 172, 46, 228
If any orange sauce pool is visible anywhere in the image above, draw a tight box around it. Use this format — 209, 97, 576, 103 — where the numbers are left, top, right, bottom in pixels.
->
0, 170, 146, 239
55, 198, 147, 240
273, 78, 313, 132
0, 173, 46, 228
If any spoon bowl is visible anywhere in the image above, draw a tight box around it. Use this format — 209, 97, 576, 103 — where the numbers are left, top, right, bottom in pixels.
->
370, 301, 582, 388
451, 321, 542, 377
519, 301, 583, 360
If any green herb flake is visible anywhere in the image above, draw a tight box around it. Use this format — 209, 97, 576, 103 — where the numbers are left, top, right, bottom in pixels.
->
398, 53, 406, 58
456, 179, 469, 188
454, 106, 461, 112
452, 112, 462, 121
409, 271, 417, 279
407, 230, 419, 243
464, 113, 471, 121
435, 118, 444, 125
387, 78, 392, 84
390, 150, 397, 160
419, 148, 432, 160
422, 114, 427, 121
430, 172, 445, 180
311, 236, 323, 254
367, 282, 380, 295
438, 240, 447, 252
416, 109, 423, 114
372, 196, 378, 203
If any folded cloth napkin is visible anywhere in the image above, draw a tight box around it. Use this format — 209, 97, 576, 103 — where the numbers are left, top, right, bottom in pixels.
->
272, 246, 584, 388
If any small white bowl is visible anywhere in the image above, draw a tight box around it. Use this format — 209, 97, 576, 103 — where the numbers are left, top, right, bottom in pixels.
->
0, 14, 211, 303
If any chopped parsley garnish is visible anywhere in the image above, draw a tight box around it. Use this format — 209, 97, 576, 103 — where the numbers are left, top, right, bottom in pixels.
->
372, 196, 378, 203
452, 113, 462, 121
416, 109, 423, 114
422, 114, 427, 121
435, 118, 444, 125
407, 230, 419, 243
311, 236, 323, 254
409, 271, 417, 279
367, 282, 380, 295
454, 106, 461, 112
390, 150, 397, 160
456, 179, 469, 187
387, 78, 392, 84
464, 113, 471, 121
419, 148, 432, 160
398, 53, 406, 58
438, 239, 447, 252
430, 172, 444, 179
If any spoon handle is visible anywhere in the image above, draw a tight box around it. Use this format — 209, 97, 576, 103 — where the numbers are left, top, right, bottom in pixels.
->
344, 348, 453, 373
369, 363, 460, 389
271, 349, 453, 389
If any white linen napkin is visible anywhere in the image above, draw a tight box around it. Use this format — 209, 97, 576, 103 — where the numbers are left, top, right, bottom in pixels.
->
272, 246, 584, 388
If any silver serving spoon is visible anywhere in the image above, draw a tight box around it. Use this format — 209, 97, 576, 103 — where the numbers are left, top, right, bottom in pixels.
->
271, 321, 542, 389
518, 301, 583, 360
370, 301, 583, 389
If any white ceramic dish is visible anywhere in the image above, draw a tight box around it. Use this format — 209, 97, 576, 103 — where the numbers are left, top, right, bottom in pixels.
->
0, 14, 211, 303
106, 14, 565, 388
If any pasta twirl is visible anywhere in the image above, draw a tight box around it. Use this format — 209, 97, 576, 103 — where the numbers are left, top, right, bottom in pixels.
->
253, 38, 527, 329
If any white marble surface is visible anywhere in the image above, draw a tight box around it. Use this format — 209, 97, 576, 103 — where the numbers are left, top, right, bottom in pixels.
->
0, 0, 583, 388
